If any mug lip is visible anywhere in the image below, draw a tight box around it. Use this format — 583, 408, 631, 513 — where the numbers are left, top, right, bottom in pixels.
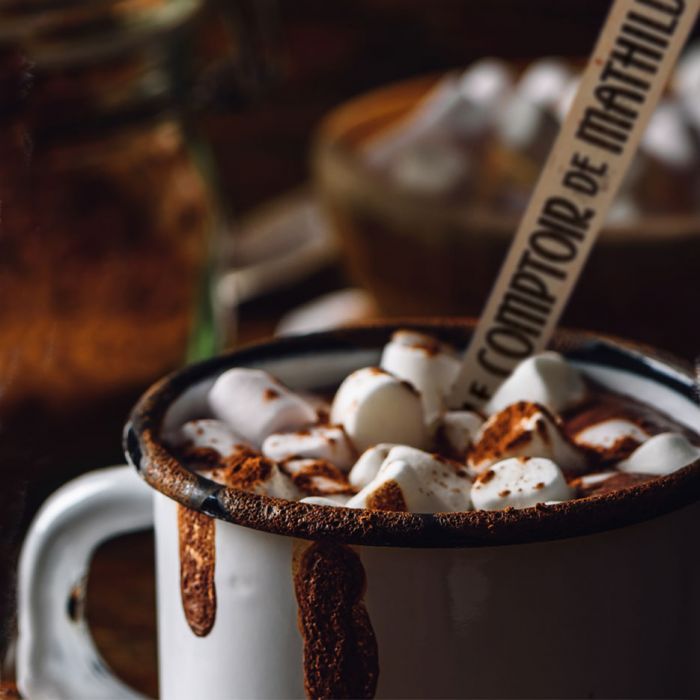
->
124, 318, 700, 548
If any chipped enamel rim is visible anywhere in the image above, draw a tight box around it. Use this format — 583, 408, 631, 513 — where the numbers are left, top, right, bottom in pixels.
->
124, 319, 700, 548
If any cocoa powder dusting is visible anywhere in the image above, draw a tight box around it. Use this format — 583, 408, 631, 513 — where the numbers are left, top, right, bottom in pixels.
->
264, 388, 281, 401
177, 444, 223, 470
177, 504, 216, 637
282, 459, 353, 496
470, 402, 566, 468
477, 469, 496, 484
366, 480, 407, 512
209, 450, 273, 490
293, 540, 379, 699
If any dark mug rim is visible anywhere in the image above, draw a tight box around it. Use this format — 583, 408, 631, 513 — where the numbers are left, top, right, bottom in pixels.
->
123, 318, 700, 548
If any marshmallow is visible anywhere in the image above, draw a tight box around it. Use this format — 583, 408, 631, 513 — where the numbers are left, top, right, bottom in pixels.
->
348, 443, 395, 490
300, 495, 351, 507
298, 392, 332, 423
469, 402, 587, 476
262, 425, 355, 471
471, 457, 572, 511
642, 101, 696, 169
437, 411, 484, 460
573, 419, 649, 461
617, 433, 700, 476
281, 458, 353, 496
390, 138, 471, 196
177, 419, 250, 455
496, 61, 570, 157
457, 58, 513, 120
347, 446, 472, 513
517, 59, 573, 111
380, 330, 461, 423
204, 452, 300, 500
208, 368, 317, 447
674, 41, 700, 98
570, 471, 652, 498
485, 352, 587, 416
330, 367, 429, 452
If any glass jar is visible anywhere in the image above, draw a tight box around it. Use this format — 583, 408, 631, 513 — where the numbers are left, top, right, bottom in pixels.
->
0, 0, 221, 520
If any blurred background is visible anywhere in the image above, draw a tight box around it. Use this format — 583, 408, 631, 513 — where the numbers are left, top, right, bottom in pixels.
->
1, 1, 699, 696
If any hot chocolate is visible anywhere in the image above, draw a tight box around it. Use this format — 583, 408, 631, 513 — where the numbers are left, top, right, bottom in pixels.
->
165, 329, 700, 514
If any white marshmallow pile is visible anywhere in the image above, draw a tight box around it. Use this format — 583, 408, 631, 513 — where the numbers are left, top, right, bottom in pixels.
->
364, 53, 700, 217
168, 329, 700, 514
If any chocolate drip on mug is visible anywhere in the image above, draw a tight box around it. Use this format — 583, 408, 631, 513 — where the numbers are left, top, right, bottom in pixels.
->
178, 504, 217, 637
293, 540, 379, 699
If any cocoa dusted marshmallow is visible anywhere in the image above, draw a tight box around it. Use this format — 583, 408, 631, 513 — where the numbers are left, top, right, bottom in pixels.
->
204, 452, 300, 500
485, 352, 587, 415
262, 425, 355, 471
208, 368, 317, 448
572, 419, 650, 462
617, 433, 700, 476
380, 330, 461, 423
280, 458, 353, 497
471, 457, 572, 510
330, 367, 429, 452
437, 411, 484, 460
469, 402, 586, 476
178, 419, 250, 454
347, 446, 472, 513
348, 444, 395, 490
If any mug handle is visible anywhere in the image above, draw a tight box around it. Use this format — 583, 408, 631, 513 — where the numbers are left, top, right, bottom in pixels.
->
16, 465, 154, 700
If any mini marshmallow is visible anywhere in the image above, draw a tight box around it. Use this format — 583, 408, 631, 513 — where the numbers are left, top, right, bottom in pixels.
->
208, 368, 317, 447
281, 458, 353, 496
262, 425, 355, 471
347, 446, 472, 513
570, 471, 652, 498
330, 367, 429, 452
471, 457, 572, 511
617, 433, 700, 476
204, 453, 301, 500
380, 330, 461, 424
517, 59, 573, 111
300, 495, 351, 507
469, 402, 587, 476
573, 419, 649, 461
485, 352, 587, 416
437, 411, 484, 460
177, 419, 250, 456
390, 138, 471, 196
348, 443, 395, 490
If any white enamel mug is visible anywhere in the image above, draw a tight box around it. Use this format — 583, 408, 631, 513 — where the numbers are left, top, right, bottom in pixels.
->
16, 321, 700, 699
